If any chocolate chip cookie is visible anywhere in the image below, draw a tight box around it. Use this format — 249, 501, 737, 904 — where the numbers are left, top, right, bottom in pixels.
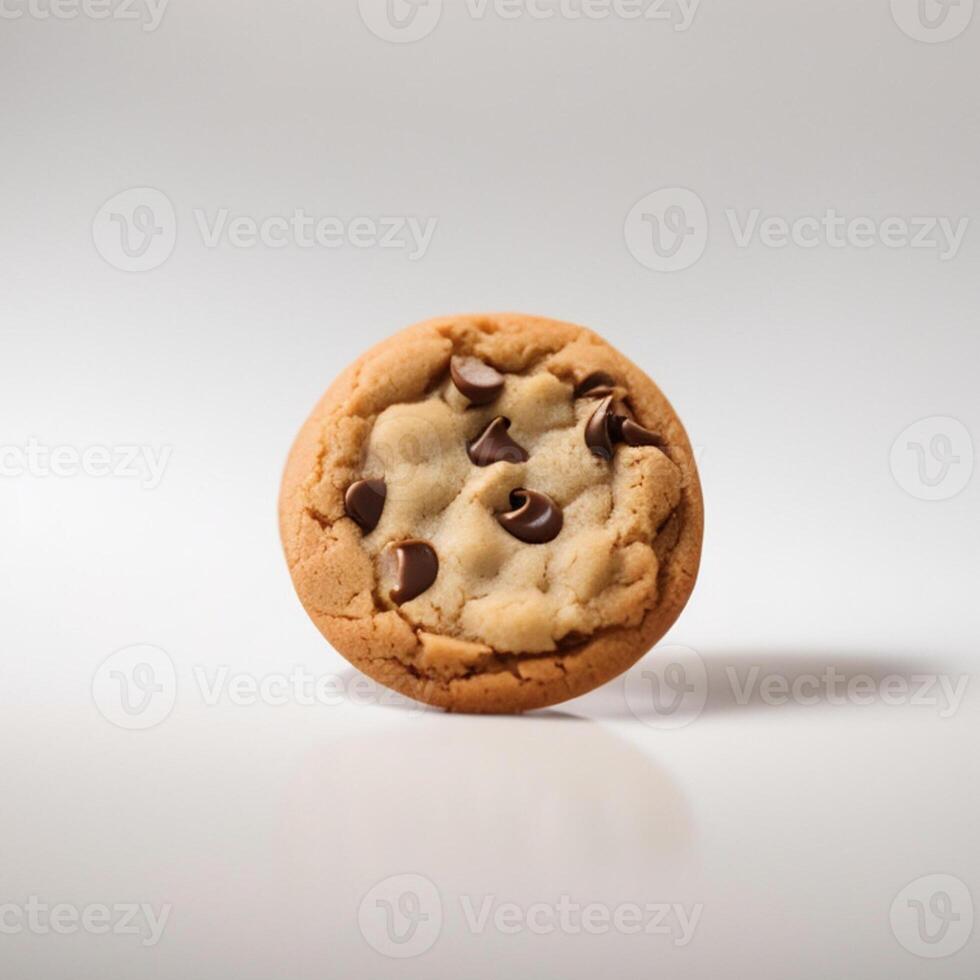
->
279, 314, 703, 713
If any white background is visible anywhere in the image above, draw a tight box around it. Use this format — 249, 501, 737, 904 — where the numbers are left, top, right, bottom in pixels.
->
1, 0, 978, 977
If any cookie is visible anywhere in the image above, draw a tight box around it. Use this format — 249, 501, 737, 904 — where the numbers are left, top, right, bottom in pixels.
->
279, 314, 703, 713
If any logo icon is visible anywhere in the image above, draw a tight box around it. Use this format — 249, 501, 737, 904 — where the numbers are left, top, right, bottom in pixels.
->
890, 416, 973, 501
891, 0, 974, 41
624, 644, 708, 729
92, 644, 177, 730
890, 874, 974, 958
92, 187, 176, 272
358, 0, 443, 43
358, 873, 442, 958
365, 409, 451, 504
625, 187, 708, 272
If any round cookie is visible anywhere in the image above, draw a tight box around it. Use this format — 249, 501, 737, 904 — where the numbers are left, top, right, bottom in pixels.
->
279, 314, 703, 713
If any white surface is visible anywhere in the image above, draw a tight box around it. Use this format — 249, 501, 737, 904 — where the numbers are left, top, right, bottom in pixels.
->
1, 1, 978, 977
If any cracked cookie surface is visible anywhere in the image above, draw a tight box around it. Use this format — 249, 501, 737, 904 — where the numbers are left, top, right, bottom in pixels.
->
279, 314, 703, 713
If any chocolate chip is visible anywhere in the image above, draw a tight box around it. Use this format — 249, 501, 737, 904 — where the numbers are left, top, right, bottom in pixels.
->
585, 395, 616, 460
467, 417, 529, 467
574, 371, 617, 398
585, 396, 665, 459
497, 489, 563, 544
344, 478, 386, 532
389, 540, 439, 604
619, 418, 666, 449
450, 355, 505, 405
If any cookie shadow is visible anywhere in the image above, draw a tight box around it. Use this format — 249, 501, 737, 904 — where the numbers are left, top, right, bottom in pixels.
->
566, 647, 961, 721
